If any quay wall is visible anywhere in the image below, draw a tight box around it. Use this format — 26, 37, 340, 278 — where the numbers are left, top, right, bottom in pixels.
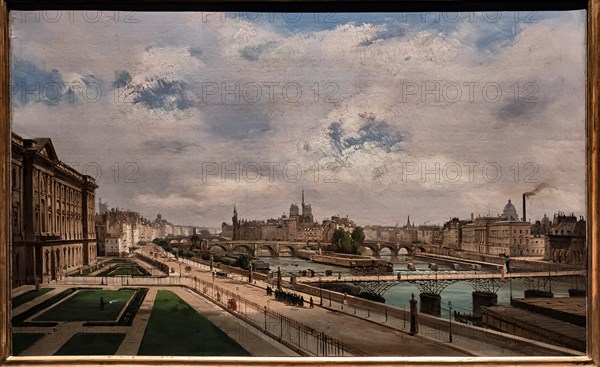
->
288, 282, 576, 356
309, 254, 376, 268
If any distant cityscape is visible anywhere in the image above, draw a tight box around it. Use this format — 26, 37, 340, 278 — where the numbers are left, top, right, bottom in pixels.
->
10, 133, 586, 289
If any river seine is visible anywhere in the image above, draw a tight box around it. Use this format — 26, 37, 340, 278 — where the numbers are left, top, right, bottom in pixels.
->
258, 255, 576, 317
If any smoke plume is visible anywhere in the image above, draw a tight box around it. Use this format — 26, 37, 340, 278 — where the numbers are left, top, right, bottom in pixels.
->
524, 182, 554, 197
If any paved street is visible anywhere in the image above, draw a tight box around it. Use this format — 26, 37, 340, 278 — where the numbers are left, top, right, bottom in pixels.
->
139, 245, 470, 357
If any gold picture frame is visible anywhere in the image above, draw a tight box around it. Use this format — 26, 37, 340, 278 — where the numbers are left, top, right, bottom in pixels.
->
0, 0, 598, 365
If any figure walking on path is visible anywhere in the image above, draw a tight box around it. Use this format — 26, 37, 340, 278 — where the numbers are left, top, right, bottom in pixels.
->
310, 297, 314, 308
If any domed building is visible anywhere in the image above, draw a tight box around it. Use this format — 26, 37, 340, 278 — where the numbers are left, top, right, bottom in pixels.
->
501, 199, 519, 221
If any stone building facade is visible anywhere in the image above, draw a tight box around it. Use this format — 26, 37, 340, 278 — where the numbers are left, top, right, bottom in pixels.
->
441, 217, 470, 249
460, 200, 538, 256
95, 206, 160, 256
11, 133, 97, 287
543, 213, 586, 264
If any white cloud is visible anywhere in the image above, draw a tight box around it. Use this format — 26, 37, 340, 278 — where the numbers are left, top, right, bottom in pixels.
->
10, 11, 586, 226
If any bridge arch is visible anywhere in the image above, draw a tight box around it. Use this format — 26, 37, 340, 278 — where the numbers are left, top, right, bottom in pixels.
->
361, 244, 380, 256
378, 247, 392, 256
209, 245, 227, 254
379, 244, 398, 256
362, 247, 375, 256
232, 244, 254, 256
278, 245, 296, 257
410, 245, 426, 254
256, 244, 276, 257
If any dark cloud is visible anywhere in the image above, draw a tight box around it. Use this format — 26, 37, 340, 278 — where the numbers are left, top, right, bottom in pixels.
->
495, 98, 546, 121
11, 58, 70, 106
112, 70, 132, 89
240, 41, 278, 61
328, 121, 344, 154
143, 139, 203, 155
188, 47, 203, 59
204, 105, 271, 140
132, 78, 193, 111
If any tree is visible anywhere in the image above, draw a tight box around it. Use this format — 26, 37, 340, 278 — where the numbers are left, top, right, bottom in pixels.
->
331, 228, 346, 251
200, 229, 211, 236
235, 254, 251, 270
332, 228, 359, 254
339, 232, 353, 253
351, 227, 365, 245
351, 227, 366, 254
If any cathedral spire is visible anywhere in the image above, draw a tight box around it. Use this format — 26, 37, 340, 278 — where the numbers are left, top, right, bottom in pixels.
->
406, 215, 411, 227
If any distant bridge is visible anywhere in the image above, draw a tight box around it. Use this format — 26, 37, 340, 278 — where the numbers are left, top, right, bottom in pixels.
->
296, 270, 586, 301
167, 237, 433, 258
360, 241, 430, 256
296, 270, 586, 283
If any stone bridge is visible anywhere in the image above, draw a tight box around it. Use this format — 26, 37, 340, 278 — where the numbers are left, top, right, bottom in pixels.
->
361, 241, 431, 256
202, 240, 316, 257
166, 236, 432, 258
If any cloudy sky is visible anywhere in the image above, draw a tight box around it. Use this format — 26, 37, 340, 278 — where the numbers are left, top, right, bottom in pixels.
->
9, 10, 586, 227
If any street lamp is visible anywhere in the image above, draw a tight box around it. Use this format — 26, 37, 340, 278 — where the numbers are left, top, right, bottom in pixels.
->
319, 277, 323, 306
264, 305, 267, 331
265, 300, 271, 331
448, 301, 453, 343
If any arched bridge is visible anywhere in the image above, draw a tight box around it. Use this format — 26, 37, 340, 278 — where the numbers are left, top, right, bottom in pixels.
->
200, 241, 317, 257
167, 236, 434, 257
361, 241, 431, 256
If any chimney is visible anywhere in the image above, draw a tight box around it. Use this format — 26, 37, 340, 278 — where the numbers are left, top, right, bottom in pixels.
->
522, 193, 527, 222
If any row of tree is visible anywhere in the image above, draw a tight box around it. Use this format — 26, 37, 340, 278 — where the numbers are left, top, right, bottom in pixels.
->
151, 238, 194, 259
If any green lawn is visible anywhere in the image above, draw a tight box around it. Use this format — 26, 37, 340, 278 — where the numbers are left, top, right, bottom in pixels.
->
12, 333, 45, 355
54, 333, 126, 355
34, 289, 134, 322
12, 289, 54, 309
97, 262, 150, 277
109, 266, 149, 276
138, 290, 250, 356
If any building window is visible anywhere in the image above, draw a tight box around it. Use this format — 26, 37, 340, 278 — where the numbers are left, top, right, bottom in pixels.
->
11, 167, 16, 189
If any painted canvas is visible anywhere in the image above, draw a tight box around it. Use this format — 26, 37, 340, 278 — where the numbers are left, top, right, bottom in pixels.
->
9, 10, 587, 357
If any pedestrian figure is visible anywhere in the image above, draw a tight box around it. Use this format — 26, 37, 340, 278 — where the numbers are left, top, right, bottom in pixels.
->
100, 297, 105, 310
310, 297, 314, 308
